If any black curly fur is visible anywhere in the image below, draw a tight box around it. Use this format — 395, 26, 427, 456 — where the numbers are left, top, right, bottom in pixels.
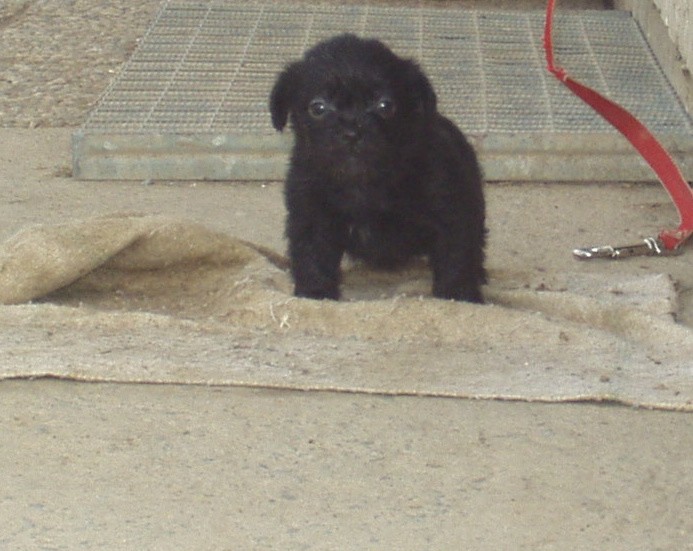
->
270, 34, 486, 303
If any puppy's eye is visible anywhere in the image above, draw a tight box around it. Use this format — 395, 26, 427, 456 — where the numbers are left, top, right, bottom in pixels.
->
375, 98, 396, 119
308, 99, 329, 119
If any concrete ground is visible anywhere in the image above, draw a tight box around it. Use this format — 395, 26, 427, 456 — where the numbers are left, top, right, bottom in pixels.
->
2, 381, 691, 550
1, 1, 691, 549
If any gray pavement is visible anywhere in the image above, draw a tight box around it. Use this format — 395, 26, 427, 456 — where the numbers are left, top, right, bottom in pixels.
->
2, 381, 691, 550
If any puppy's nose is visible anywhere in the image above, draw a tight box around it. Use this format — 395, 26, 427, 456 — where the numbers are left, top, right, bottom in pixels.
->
339, 113, 363, 145
341, 127, 361, 145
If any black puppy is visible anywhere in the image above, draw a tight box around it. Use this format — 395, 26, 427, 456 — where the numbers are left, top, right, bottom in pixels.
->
270, 34, 486, 303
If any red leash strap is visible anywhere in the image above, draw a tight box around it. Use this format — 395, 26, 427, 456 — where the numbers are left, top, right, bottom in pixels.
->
544, 0, 693, 256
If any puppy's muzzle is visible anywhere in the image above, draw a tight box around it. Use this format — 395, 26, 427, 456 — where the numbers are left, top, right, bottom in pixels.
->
341, 129, 362, 146
338, 115, 364, 146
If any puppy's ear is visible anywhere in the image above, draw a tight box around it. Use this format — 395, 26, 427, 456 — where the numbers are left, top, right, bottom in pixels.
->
270, 63, 301, 131
403, 61, 437, 117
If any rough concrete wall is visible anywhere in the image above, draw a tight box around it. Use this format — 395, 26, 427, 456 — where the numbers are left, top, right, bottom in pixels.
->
653, 0, 692, 69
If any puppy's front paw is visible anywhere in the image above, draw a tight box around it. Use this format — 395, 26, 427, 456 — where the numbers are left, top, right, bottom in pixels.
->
432, 279, 485, 304
294, 284, 340, 301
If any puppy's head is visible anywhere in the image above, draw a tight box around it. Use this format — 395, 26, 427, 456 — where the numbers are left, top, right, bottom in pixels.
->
270, 34, 437, 173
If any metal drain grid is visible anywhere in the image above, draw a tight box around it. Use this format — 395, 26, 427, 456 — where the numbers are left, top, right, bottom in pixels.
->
82, 1, 692, 137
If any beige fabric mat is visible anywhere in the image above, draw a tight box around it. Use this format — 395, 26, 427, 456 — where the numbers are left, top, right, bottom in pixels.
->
1, 214, 691, 410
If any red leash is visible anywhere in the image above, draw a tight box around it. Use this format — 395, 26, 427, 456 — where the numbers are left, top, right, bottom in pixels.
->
544, 0, 693, 258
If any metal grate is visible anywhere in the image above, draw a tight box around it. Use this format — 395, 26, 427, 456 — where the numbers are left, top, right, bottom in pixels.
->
73, 1, 693, 181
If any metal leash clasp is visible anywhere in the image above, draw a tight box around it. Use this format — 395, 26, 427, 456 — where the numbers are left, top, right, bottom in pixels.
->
573, 237, 681, 260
